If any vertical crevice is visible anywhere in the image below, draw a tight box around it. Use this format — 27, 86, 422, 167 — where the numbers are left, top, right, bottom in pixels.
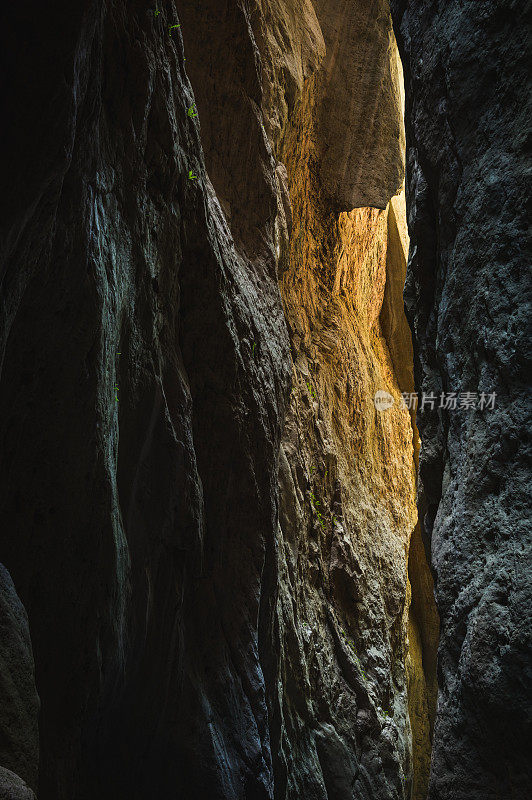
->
381, 187, 440, 800
377, 45, 441, 796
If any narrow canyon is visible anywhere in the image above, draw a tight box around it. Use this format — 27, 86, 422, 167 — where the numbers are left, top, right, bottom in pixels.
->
0, 2, 529, 800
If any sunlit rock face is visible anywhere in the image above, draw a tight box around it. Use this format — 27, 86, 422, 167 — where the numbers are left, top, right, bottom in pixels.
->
271, 51, 432, 793
277, 157, 417, 798
391, 2, 532, 799
1, 2, 435, 799
166, 6, 432, 797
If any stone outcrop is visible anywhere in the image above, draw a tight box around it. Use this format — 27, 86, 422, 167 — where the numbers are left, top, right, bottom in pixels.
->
184, 2, 434, 797
0, 566, 39, 793
0, 767, 36, 800
1, 3, 289, 797
313, 0, 405, 209
391, 2, 532, 798
276, 180, 417, 797
1, 4, 423, 798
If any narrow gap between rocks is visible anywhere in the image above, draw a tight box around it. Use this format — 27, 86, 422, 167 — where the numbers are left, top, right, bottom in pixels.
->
276, 50, 439, 799
181, 7, 439, 798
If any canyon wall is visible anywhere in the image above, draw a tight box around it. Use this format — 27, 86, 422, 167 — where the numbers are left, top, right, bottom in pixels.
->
1, 2, 289, 796
5, 1, 526, 799
391, 2, 532, 799
182, 2, 435, 794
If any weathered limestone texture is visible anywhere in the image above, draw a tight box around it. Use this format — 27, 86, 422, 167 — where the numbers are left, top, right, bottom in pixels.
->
276, 153, 417, 798
174, 4, 429, 797
391, 1, 532, 798
270, 53, 435, 793
313, 0, 405, 209
184, 2, 430, 796
0, 566, 39, 793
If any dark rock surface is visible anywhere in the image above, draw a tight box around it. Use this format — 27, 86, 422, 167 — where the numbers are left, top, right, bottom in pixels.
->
391, 1, 532, 798
1, 2, 289, 798
0, 566, 39, 792
0, 767, 36, 800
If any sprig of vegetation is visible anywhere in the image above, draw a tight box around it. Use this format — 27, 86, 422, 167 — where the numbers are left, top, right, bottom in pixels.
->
301, 622, 312, 639
340, 627, 366, 679
309, 491, 326, 529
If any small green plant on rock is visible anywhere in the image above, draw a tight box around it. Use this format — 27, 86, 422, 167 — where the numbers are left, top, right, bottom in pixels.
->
301, 622, 312, 639
309, 491, 326, 530
340, 627, 366, 679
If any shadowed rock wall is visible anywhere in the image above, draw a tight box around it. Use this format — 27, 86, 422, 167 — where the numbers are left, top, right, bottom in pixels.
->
1, 2, 289, 797
391, 2, 532, 798
0, 565, 39, 795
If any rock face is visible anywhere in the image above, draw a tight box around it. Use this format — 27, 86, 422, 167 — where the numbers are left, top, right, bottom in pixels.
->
0, 566, 39, 792
1, 3, 289, 797
0, 767, 36, 800
391, 2, 532, 799
177, 2, 435, 797
313, 0, 405, 209
8, 1, 524, 799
